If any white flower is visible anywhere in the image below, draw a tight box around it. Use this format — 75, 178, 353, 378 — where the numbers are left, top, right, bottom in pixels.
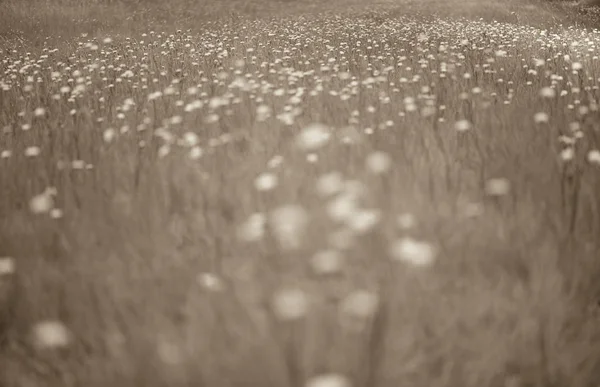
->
267, 155, 284, 169
587, 149, 600, 165
296, 123, 331, 151
539, 87, 556, 98
34, 107, 46, 117
31, 320, 71, 349
347, 209, 381, 234
306, 374, 352, 387
454, 119, 472, 132
49, 208, 63, 219
189, 146, 203, 160
389, 237, 436, 266
72, 160, 85, 169
306, 153, 319, 163
237, 212, 267, 242
339, 289, 379, 320
24, 146, 41, 157
158, 145, 170, 158
485, 178, 511, 196
533, 112, 549, 124
256, 105, 272, 122
560, 147, 574, 162
196, 272, 224, 292
181, 132, 199, 147
316, 172, 344, 197
365, 151, 392, 174
272, 288, 309, 321
269, 205, 309, 250
29, 192, 54, 214
254, 172, 278, 192
103, 128, 116, 143
0, 257, 15, 276
326, 193, 359, 224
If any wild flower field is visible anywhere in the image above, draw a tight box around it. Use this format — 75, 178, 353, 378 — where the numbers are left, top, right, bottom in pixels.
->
1, 1, 600, 386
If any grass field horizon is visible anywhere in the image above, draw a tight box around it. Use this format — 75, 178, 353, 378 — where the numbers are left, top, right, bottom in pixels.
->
2, 0, 600, 386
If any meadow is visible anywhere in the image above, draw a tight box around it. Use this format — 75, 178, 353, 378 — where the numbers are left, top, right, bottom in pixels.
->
1, 0, 600, 386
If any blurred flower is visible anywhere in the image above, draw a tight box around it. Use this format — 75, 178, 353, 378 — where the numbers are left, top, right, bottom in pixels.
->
484, 178, 511, 196
189, 146, 203, 160
237, 212, 267, 242
340, 289, 379, 321
365, 151, 392, 174
267, 155, 284, 169
539, 87, 556, 98
272, 287, 309, 321
306, 153, 319, 164
256, 105, 272, 122
31, 320, 71, 350
587, 150, 600, 165
337, 126, 363, 145
327, 193, 359, 224
24, 146, 41, 157
306, 153, 319, 163
533, 112, 549, 124
196, 272, 224, 292
49, 208, 63, 219
389, 237, 436, 266
560, 147, 574, 162
34, 107, 46, 117
158, 145, 170, 158
0, 257, 15, 276
305, 374, 352, 387
347, 209, 381, 234
269, 205, 309, 250
316, 172, 344, 197
296, 123, 331, 151
103, 128, 116, 143
454, 119, 472, 132
182, 131, 200, 147
72, 160, 85, 169
29, 191, 54, 214
254, 172, 278, 192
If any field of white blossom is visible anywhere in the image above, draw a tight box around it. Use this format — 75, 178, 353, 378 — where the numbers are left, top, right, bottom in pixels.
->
1, 0, 600, 386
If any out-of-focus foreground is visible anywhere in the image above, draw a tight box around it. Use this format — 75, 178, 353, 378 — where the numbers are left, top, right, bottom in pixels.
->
2, 0, 600, 386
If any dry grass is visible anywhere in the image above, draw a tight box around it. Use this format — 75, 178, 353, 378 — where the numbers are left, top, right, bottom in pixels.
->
1, 0, 600, 386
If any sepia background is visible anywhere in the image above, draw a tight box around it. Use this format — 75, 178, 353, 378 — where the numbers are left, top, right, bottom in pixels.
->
1, 0, 600, 386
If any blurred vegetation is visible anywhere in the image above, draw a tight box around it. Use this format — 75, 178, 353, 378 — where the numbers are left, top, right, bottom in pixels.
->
1, 0, 600, 48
